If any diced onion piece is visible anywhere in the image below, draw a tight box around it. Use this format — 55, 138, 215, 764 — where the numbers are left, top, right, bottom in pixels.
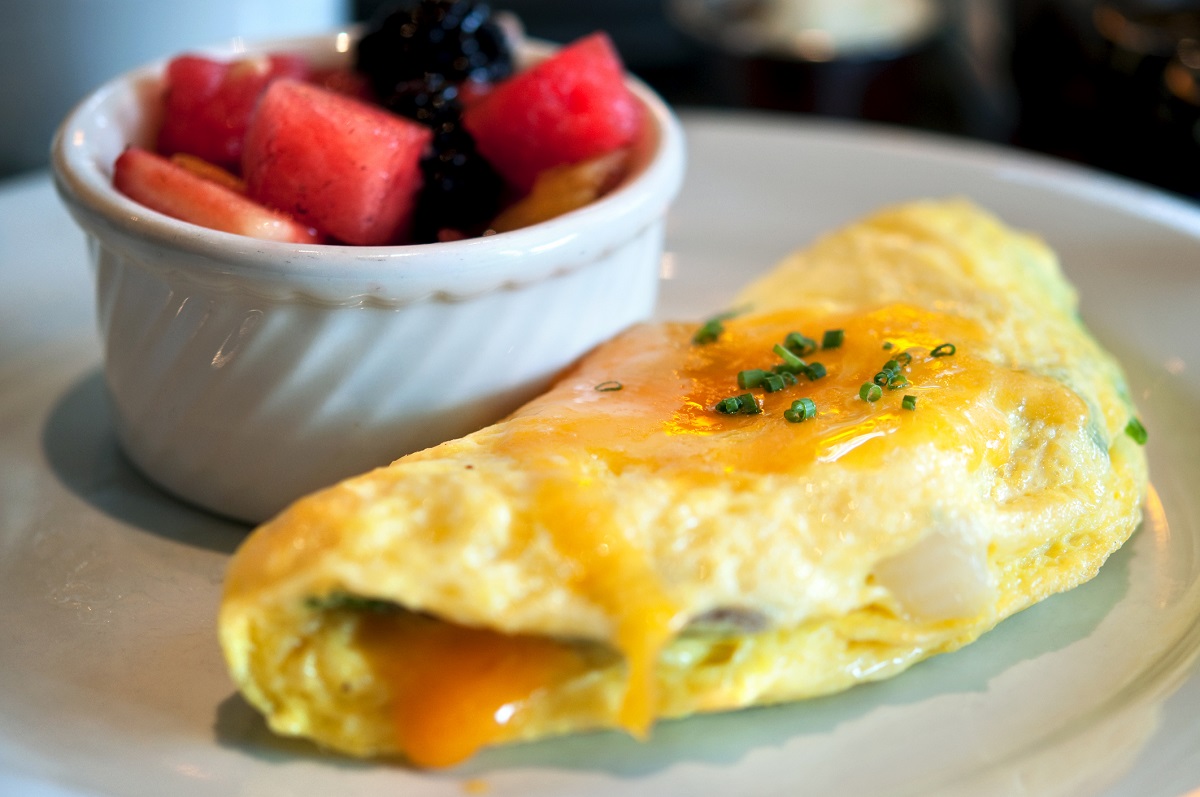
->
871, 527, 995, 622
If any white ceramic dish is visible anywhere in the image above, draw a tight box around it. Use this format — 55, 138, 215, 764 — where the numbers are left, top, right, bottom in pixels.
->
50, 30, 686, 524
2, 112, 1199, 796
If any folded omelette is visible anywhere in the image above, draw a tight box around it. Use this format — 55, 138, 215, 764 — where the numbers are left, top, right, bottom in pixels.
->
219, 199, 1148, 766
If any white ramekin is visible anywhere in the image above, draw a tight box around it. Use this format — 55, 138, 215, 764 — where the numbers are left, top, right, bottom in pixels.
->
51, 30, 685, 523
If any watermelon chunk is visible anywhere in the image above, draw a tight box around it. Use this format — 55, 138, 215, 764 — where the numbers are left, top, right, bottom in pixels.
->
462, 32, 643, 192
113, 147, 323, 244
242, 79, 433, 246
157, 53, 311, 171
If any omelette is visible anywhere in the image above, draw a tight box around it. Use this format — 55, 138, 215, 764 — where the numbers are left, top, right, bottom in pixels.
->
218, 199, 1148, 767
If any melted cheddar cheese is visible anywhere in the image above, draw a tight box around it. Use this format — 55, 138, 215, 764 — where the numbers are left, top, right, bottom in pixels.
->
356, 612, 588, 767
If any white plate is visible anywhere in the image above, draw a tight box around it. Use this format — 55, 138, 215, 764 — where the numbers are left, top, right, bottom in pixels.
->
2, 112, 1199, 797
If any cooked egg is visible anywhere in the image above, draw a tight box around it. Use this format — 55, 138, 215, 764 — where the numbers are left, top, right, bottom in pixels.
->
218, 199, 1147, 766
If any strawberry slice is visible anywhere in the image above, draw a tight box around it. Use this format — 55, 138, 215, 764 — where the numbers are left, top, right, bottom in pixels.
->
242, 79, 433, 246
157, 53, 311, 171
463, 32, 642, 192
113, 147, 323, 243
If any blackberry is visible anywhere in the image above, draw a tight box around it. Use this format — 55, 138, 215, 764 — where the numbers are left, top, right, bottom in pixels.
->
386, 74, 504, 242
356, 0, 514, 100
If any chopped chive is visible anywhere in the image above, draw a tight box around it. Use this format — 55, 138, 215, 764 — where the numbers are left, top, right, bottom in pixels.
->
804, 362, 827, 380
594, 380, 623, 392
873, 357, 900, 384
821, 329, 844, 349
737, 369, 768, 389
1125, 417, 1148, 445
716, 393, 764, 415
738, 392, 762, 414
784, 398, 817, 423
780, 370, 799, 386
773, 343, 807, 372
785, 332, 817, 356
860, 383, 883, 402
773, 363, 806, 377
931, 343, 957, 357
793, 397, 817, 419
762, 373, 787, 392
693, 318, 724, 345
888, 374, 910, 390
693, 310, 742, 344
883, 341, 894, 350
902, 394, 918, 411
895, 351, 913, 366
715, 396, 742, 414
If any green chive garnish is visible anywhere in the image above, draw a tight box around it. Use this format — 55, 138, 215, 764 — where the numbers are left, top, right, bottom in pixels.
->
716, 393, 763, 415
715, 396, 742, 414
693, 318, 724, 345
594, 380, 622, 392
821, 329, 844, 349
784, 332, 817, 356
773, 343, 807, 373
1125, 417, 1148, 445
895, 351, 913, 366
860, 383, 883, 402
931, 343, 957, 357
737, 369, 768, 389
762, 373, 787, 393
902, 394, 918, 411
794, 397, 817, 419
874, 358, 903, 386
693, 310, 742, 345
738, 392, 762, 414
883, 341, 894, 350
804, 362, 827, 380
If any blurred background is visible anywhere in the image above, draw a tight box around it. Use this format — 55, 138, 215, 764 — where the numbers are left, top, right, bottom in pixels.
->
4, 0, 1199, 200
361, 0, 1200, 200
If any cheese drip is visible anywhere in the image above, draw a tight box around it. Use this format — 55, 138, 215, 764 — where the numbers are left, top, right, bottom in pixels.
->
358, 612, 587, 768
355, 469, 683, 766
530, 474, 682, 735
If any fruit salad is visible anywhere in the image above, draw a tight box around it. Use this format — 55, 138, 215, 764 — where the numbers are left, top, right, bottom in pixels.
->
114, 1, 646, 246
